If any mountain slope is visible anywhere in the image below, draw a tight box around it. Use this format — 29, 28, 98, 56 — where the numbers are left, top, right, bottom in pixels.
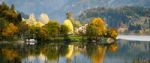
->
78, 6, 150, 34
78, 6, 150, 27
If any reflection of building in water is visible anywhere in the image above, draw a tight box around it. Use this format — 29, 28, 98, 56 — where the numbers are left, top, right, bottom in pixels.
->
91, 46, 107, 63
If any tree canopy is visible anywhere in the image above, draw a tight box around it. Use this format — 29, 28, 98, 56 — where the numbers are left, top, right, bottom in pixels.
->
64, 19, 74, 34
87, 17, 107, 37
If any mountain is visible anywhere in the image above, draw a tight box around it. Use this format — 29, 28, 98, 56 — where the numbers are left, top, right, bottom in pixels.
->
78, 6, 150, 34
4, 0, 150, 22
78, 6, 150, 27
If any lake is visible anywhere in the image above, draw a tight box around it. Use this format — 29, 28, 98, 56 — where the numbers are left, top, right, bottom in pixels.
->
0, 39, 149, 63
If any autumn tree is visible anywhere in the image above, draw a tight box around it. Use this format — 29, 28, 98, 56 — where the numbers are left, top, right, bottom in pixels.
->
86, 17, 107, 40
0, 2, 22, 40
107, 28, 118, 39
2, 23, 18, 40
90, 18, 107, 36
64, 19, 74, 34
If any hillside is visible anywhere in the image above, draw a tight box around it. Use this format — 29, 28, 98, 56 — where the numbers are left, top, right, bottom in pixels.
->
78, 6, 150, 34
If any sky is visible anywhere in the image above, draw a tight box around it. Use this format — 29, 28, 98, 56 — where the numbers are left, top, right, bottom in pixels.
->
1, 0, 150, 23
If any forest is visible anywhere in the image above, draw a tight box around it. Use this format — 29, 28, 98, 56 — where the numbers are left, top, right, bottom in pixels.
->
0, 2, 117, 43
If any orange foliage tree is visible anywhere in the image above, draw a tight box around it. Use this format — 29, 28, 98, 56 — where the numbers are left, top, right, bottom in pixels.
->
90, 17, 107, 36
107, 28, 118, 39
2, 23, 18, 37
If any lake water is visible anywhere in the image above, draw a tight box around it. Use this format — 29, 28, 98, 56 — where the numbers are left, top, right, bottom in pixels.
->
117, 35, 150, 41
0, 39, 149, 63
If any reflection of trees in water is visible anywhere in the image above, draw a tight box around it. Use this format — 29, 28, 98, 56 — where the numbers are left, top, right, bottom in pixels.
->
1, 48, 21, 63
0, 43, 63, 63
62, 43, 118, 63
65, 45, 75, 63
132, 58, 150, 63
86, 44, 106, 63
86, 42, 118, 63
108, 42, 118, 52
0, 42, 118, 63
0, 44, 22, 63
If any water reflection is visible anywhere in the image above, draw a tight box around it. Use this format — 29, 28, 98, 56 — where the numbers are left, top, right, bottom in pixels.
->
0, 40, 149, 63
86, 45, 106, 63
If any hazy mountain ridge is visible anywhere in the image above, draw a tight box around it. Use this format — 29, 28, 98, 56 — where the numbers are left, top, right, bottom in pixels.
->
3, 0, 150, 22
78, 7, 150, 26
78, 6, 150, 34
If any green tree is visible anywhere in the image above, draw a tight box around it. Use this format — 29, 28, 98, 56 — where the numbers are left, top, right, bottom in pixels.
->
10, 4, 15, 11
0, 2, 22, 25
18, 21, 29, 39
44, 21, 60, 37
86, 24, 97, 40
1, 2, 9, 10
35, 27, 48, 41
0, 18, 9, 40
60, 25, 69, 36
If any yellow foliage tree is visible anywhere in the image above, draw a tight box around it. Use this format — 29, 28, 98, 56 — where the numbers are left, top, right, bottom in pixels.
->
2, 23, 18, 37
64, 19, 74, 34
35, 21, 44, 27
90, 18, 107, 36
108, 28, 118, 39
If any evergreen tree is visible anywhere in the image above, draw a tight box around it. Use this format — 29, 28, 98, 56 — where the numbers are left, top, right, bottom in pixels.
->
11, 4, 15, 11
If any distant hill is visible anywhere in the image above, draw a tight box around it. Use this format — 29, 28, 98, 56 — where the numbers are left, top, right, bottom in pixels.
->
78, 6, 150, 34
78, 6, 150, 27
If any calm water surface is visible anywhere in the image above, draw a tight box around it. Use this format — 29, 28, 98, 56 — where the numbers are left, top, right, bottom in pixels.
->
0, 40, 149, 63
